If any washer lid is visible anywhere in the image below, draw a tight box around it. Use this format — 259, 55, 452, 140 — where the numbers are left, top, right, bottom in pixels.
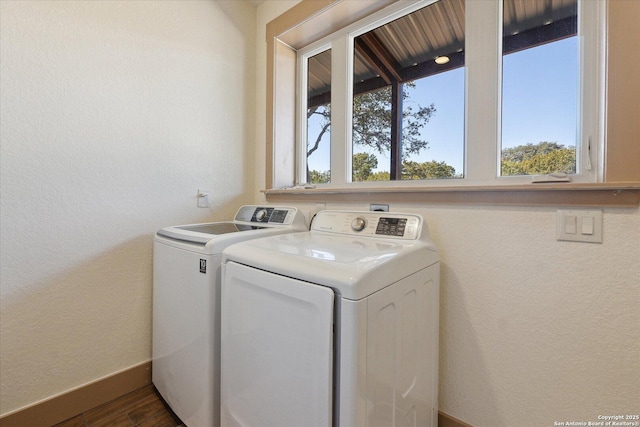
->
156, 206, 307, 246
222, 231, 439, 301
158, 222, 266, 244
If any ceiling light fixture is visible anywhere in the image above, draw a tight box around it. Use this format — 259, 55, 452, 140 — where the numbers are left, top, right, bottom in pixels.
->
435, 56, 450, 65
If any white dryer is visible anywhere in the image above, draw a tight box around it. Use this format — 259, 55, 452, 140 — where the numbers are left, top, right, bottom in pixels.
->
220, 210, 440, 427
153, 206, 306, 427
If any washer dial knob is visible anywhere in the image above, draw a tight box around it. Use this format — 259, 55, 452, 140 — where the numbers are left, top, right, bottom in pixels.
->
255, 209, 268, 222
351, 217, 367, 232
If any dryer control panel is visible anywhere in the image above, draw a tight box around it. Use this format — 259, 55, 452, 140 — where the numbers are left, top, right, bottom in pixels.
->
235, 206, 300, 225
312, 211, 424, 240
375, 217, 408, 237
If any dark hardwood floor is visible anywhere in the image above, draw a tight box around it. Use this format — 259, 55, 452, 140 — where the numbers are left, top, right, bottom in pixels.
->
52, 384, 183, 427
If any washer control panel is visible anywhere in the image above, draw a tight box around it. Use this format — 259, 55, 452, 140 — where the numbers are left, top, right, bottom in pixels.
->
313, 211, 423, 240
235, 206, 299, 225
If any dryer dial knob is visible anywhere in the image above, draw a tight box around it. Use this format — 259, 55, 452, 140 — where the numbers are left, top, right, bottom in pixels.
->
255, 209, 268, 222
351, 217, 367, 232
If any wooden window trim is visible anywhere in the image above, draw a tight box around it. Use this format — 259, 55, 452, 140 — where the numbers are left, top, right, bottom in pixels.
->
264, 0, 640, 207
263, 183, 640, 208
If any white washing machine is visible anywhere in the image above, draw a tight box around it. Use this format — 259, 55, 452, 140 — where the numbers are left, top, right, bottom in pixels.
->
220, 210, 440, 427
153, 206, 307, 427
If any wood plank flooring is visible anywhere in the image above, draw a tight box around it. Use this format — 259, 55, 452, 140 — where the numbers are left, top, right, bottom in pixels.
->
52, 384, 183, 427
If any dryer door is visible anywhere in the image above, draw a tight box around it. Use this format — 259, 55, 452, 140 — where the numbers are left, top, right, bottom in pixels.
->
221, 261, 334, 427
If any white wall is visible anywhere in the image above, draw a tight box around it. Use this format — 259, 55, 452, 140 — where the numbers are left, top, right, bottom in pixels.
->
0, 0, 256, 415
395, 204, 639, 426
255, 2, 640, 426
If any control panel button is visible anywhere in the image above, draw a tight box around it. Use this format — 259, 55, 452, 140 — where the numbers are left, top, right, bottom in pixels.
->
375, 217, 408, 237
252, 207, 274, 222
269, 210, 288, 224
351, 217, 367, 232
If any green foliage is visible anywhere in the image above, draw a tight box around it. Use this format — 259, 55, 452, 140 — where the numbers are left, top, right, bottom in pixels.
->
501, 142, 576, 176
352, 153, 378, 181
402, 160, 457, 180
312, 141, 575, 182
308, 169, 330, 184
307, 83, 436, 159
308, 82, 444, 183
351, 158, 457, 181
351, 84, 436, 159
308, 88, 575, 182
367, 171, 391, 181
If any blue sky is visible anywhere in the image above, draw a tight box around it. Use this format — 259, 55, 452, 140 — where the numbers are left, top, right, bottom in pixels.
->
307, 36, 578, 177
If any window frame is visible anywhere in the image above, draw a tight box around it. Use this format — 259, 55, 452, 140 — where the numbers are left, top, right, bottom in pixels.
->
297, 43, 333, 184
296, 0, 603, 188
263, 0, 640, 207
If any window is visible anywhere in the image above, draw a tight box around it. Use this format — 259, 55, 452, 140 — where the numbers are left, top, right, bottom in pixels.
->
305, 48, 332, 184
350, 0, 465, 182
501, 0, 579, 177
296, 0, 603, 187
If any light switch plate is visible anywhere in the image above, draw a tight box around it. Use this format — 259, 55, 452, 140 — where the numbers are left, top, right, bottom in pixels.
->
557, 209, 603, 243
197, 189, 210, 208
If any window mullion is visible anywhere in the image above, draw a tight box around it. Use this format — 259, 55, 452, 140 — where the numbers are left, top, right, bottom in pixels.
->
297, 51, 309, 185
464, 0, 501, 182
328, 35, 351, 184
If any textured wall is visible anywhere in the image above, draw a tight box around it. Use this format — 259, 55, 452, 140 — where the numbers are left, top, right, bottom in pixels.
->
0, 0, 256, 415
418, 205, 639, 426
